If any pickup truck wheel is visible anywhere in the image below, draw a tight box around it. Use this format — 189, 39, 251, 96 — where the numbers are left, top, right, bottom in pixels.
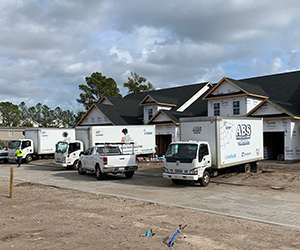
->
78, 162, 86, 175
200, 170, 210, 187
25, 154, 32, 163
95, 166, 105, 180
125, 171, 134, 179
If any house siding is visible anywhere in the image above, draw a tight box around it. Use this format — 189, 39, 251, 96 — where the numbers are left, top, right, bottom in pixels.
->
81, 107, 111, 125
208, 96, 263, 117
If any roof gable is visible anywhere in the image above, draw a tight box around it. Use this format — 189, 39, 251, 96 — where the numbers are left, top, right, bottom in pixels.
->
203, 77, 268, 100
139, 94, 177, 107
147, 111, 174, 124
209, 78, 241, 96
247, 99, 299, 119
76, 104, 113, 126
99, 96, 113, 105
248, 100, 285, 116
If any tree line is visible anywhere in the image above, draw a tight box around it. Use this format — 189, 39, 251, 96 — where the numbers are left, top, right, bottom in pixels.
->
0, 71, 154, 128
0, 101, 77, 128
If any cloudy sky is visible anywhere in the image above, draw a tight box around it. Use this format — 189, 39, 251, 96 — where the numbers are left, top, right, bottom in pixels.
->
1, 0, 300, 112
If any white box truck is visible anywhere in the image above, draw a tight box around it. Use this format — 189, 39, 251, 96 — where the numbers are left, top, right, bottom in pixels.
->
54, 125, 155, 169
163, 117, 263, 186
8, 128, 75, 163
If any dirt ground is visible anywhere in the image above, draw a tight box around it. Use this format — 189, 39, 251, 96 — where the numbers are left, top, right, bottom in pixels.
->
1, 160, 300, 249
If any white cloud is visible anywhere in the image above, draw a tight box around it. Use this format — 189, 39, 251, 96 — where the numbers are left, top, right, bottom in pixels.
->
0, 0, 300, 110
272, 57, 283, 72
109, 47, 133, 64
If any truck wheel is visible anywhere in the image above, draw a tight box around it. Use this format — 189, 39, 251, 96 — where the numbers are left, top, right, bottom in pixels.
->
25, 154, 33, 163
78, 162, 86, 175
95, 165, 105, 180
200, 170, 210, 187
125, 171, 134, 179
171, 179, 182, 185
72, 160, 79, 170
242, 164, 251, 173
250, 162, 257, 173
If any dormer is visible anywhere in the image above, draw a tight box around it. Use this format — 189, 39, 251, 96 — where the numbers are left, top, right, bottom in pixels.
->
139, 95, 176, 124
203, 78, 267, 117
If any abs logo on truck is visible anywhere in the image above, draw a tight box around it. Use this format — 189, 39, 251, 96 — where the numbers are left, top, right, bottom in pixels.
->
236, 124, 251, 139
236, 124, 251, 146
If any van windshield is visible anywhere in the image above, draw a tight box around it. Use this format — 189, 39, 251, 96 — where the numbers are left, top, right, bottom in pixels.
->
9, 140, 21, 149
56, 142, 68, 153
165, 143, 198, 163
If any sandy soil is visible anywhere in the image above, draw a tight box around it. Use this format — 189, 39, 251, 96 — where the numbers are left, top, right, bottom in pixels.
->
1, 160, 300, 249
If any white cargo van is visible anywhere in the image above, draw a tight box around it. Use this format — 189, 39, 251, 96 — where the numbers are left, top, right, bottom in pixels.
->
163, 117, 263, 186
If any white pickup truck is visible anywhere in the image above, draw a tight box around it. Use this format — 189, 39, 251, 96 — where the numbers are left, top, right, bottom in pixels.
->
77, 143, 138, 180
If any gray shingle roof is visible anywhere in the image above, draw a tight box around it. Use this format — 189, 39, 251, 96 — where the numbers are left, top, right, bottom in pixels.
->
78, 82, 211, 126
239, 70, 300, 104
237, 71, 300, 117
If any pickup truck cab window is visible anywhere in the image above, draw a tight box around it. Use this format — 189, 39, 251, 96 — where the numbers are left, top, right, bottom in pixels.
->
96, 146, 121, 155
198, 144, 209, 162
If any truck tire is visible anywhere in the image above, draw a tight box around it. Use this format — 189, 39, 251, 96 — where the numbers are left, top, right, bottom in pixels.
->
25, 154, 33, 163
95, 165, 105, 180
199, 170, 210, 187
78, 162, 86, 175
242, 163, 251, 173
171, 179, 182, 185
72, 160, 79, 170
250, 162, 257, 173
125, 171, 134, 179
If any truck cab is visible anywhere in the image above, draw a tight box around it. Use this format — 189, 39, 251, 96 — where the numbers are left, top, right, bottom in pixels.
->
78, 143, 138, 180
8, 139, 34, 163
54, 140, 83, 169
163, 141, 212, 186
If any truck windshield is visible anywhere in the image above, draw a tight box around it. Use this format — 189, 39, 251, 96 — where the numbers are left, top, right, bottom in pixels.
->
165, 143, 198, 163
9, 140, 21, 149
56, 142, 68, 154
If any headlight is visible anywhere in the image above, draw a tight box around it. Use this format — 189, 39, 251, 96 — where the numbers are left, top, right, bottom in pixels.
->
189, 168, 198, 174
